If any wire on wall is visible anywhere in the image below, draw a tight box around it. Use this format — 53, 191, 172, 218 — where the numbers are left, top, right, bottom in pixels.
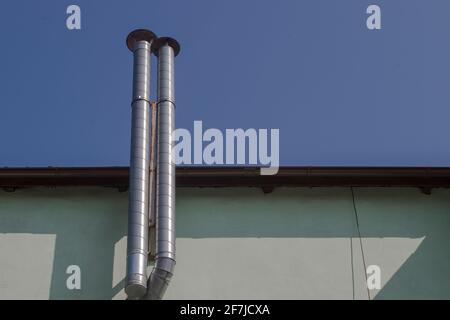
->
351, 187, 371, 300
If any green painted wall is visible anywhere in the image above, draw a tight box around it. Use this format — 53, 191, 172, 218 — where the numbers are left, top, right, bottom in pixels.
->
0, 187, 449, 299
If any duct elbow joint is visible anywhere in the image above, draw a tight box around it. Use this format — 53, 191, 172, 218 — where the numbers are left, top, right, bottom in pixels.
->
143, 258, 176, 300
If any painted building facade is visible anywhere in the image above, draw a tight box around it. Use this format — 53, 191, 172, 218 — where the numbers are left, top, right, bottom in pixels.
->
0, 167, 449, 299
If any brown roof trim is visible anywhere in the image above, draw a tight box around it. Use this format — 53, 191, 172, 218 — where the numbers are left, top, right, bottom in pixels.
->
1, 166, 450, 189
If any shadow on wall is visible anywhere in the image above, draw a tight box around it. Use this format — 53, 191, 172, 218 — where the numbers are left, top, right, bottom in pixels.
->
0, 187, 128, 299
352, 188, 450, 300
176, 187, 450, 299
0, 186, 449, 299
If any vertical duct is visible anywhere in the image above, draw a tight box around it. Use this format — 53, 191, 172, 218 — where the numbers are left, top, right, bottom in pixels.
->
144, 37, 181, 300
148, 102, 158, 261
125, 29, 157, 299
149, 101, 158, 230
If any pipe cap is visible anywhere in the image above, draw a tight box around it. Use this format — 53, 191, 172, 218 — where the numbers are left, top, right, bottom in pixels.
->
152, 37, 181, 57
126, 29, 157, 51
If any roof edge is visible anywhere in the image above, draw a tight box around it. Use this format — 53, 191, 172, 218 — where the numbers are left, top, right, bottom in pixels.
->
1, 166, 450, 188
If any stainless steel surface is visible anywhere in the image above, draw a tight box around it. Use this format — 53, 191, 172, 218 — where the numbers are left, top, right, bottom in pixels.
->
149, 102, 158, 228
144, 37, 180, 300
125, 29, 156, 299
148, 102, 157, 261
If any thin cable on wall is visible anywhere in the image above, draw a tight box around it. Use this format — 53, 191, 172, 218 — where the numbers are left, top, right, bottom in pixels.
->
351, 187, 371, 300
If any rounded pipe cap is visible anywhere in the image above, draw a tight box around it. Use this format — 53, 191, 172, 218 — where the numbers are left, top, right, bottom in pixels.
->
126, 29, 157, 51
152, 37, 181, 57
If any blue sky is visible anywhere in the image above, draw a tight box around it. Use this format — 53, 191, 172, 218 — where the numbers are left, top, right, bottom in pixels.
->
1, 0, 450, 167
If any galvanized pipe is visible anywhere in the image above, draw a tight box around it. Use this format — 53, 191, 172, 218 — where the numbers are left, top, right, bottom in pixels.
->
149, 102, 158, 228
148, 102, 158, 261
125, 29, 156, 299
144, 37, 180, 300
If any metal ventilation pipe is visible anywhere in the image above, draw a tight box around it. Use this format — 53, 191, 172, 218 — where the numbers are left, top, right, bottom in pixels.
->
125, 29, 157, 299
143, 37, 181, 300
